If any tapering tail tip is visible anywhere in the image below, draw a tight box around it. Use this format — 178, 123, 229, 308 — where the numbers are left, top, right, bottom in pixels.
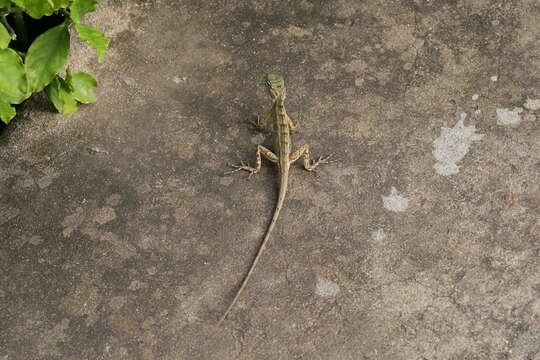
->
217, 308, 230, 326
218, 167, 289, 326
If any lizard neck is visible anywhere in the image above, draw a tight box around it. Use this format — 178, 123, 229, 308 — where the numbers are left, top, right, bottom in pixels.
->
273, 93, 287, 123
276, 94, 285, 108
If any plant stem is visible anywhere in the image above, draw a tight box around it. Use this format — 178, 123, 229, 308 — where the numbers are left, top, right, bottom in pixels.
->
13, 11, 27, 47
1, 15, 16, 39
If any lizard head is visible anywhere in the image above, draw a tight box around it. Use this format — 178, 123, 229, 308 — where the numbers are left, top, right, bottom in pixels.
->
265, 74, 286, 101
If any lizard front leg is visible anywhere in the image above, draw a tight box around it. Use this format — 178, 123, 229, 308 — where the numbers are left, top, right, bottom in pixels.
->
227, 145, 278, 177
290, 144, 333, 171
252, 108, 273, 131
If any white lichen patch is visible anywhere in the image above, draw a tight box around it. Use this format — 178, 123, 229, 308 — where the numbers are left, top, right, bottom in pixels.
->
496, 107, 524, 126
382, 187, 409, 212
315, 278, 340, 298
524, 98, 540, 111
491, 75, 498, 82
432, 113, 484, 176
173, 76, 187, 84
371, 228, 386, 242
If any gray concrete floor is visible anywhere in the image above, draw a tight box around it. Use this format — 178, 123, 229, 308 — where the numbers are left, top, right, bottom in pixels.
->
1, 0, 539, 359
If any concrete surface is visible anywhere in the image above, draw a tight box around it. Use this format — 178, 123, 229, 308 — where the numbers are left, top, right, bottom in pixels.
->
1, 0, 539, 359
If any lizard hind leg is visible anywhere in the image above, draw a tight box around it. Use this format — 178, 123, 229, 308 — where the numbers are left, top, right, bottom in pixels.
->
290, 144, 333, 172
226, 145, 278, 177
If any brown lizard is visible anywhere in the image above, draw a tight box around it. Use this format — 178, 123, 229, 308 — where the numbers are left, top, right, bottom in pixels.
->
220, 74, 332, 324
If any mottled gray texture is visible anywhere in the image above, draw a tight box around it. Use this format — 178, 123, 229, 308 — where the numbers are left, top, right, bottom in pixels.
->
1, 0, 539, 359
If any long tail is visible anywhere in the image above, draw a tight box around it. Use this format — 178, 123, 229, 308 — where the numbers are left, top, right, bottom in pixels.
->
219, 167, 289, 324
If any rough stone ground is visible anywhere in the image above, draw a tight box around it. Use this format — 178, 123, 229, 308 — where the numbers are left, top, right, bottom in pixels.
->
1, 0, 539, 359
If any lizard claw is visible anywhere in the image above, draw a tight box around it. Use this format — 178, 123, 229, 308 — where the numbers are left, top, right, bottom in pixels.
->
315, 153, 337, 165
306, 153, 336, 173
225, 162, 259, 177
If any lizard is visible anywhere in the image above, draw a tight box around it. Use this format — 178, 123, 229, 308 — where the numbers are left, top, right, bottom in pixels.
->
219, 73, 332, 324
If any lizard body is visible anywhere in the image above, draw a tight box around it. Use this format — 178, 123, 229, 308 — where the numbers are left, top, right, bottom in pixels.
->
220, 74, 331, 324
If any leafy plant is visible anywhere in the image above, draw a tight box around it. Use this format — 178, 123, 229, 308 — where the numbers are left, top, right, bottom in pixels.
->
0, 0, 108, 124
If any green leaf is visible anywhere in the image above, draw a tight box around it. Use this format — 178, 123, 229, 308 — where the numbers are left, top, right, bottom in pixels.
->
75, 24, 108, 63
0, 22, 10, 49
57, 77, 77, 114
0, 0, 11, 8
21, 0, 54, 19
70, 0, 98, 24
68, 71, 97, 103
0, 48, 29, 104
0, 89, 30, 105
0, 100, 15, 124
17, 0, 69, 18
64, 66, 74, 91
25, 22, 70, 92
44, 77, 62, 110
44, 75, 78, 114
11, 0, 24, 7
51, 0, 70, 8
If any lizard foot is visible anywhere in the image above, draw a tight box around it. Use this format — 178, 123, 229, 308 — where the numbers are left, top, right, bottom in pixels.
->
248, 116, 265, 132
307, 154, 336, 172
225, 162, 260, 178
